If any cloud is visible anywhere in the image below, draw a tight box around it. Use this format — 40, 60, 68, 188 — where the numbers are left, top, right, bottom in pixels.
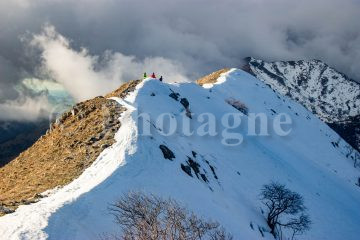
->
0, 0, 360, 120
0, 91, 50, 121
0, 56, 21, 102
29, 24, 188, 101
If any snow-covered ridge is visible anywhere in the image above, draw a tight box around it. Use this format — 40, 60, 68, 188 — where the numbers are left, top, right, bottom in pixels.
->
1, 70, 360, 240
245, 57, 360, 152
245, 57, 360, 122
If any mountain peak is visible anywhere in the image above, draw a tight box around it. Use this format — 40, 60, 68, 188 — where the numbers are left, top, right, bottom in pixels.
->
243, 57, 360, 151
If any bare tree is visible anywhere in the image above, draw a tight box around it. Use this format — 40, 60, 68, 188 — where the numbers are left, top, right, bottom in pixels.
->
260, 182, 311, 239
108, 192, 233, 240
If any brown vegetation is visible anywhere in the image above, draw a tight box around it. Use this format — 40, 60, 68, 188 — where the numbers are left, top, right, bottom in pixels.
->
196, 69, 230, 86
106, 80, 141, 98
0, 80, 141, 215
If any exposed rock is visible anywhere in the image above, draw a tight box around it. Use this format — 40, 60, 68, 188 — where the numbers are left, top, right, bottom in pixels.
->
187, 157, 201, 178
159, 145, 175, 160
0, 205, 14, 215
200, 173, 208, 182
101, 143, 110, 149
181, 164, 192, 177
71, 108, 78, 116
204, 159, 219, 180
169, 92, 180, 101
180, 98, 190, 109
225, 98, 249, 115
181, 156, 211, 183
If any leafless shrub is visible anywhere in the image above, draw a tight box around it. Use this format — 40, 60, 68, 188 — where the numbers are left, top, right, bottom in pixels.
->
108, 192, 233, 240
260, 182, 311, 240
209, 227, 233, 240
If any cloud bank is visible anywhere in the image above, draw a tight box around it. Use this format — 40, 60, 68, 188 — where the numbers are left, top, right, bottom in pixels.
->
0, 0, 360, 120
29, 24, 188, 101
0, 92, 50, 121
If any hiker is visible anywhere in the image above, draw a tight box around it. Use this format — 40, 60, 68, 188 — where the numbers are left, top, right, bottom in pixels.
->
159, 76, 163, 82
151, 72, 156, 78
143, 72, 147, 79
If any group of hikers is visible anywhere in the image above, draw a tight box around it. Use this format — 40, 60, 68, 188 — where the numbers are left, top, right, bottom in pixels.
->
143, 72, 163, 82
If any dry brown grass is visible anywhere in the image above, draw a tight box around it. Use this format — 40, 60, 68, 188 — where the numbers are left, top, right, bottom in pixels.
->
105, 80, 141, 98
0, 80, 141, 215
196, 68, 230, 86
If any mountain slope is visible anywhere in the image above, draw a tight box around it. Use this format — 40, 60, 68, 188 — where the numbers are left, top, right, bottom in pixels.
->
0, 80, 140, 215
243, 57, 360, 153
0, 70, 359, 239
0, 120, 49, 167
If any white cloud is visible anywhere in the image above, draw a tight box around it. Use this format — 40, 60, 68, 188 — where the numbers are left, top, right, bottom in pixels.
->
0, 92, 51, 121
30, 24, 189, 101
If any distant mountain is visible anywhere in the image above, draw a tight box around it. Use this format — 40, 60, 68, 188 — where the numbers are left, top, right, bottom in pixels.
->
243, 57, 360, 152
0, 85, 73, 167
0, 120, 49, 167
1, 70, 359, 240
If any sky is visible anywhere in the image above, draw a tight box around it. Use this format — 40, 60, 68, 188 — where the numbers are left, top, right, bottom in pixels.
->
0, 0, 360, 121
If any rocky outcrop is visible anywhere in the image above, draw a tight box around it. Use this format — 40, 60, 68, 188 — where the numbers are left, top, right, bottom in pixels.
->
159, 145, 175, 161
